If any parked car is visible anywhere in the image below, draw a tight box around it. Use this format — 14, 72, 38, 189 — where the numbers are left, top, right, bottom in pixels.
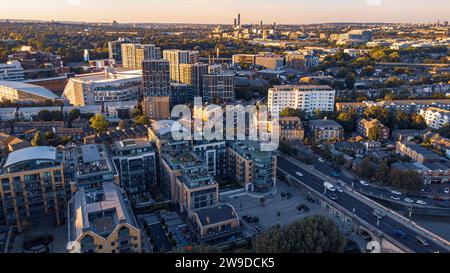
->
360, 180, 369, 186
336, 186, 344, 193
444, 188, 449, 194
403, 198, 414, 204
416, 200, 427, 206
318, 158, 325, 163
295, 172, 304, 177
331, 171, 341, 177
391, 195, 401, 201
391, 190, 402, 196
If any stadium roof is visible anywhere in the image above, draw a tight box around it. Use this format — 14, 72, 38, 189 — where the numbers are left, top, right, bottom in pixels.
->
4, 146, 57, 167
0, 80, 59, 100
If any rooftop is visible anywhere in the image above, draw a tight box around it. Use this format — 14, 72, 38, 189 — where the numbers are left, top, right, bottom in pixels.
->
193, 204, 238, 226
3, 146, 57, 168
0, 80, 59, 100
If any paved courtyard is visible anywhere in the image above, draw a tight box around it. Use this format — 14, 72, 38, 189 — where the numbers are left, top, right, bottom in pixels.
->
222, 181, 328, 230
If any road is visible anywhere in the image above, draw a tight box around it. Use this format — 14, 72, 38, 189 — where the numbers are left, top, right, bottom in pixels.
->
278, 156, 450, 253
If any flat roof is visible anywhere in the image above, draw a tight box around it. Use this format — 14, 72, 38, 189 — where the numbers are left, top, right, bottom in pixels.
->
4, 146, 57, 167
0, 80, 59, 100
194, 204, 238, 226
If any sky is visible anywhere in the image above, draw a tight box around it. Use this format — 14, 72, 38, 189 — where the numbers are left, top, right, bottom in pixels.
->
0, 0, 449, 24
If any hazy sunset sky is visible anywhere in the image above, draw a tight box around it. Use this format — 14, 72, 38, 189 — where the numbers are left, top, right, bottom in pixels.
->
0, 0, 449, 24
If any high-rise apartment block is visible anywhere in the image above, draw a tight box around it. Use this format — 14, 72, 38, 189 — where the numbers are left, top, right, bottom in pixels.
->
179, 63, 209, 99
121, 44, 161, 69
268, 85, 336, 115
202, 73, 235, 103
162, 50, 199, 82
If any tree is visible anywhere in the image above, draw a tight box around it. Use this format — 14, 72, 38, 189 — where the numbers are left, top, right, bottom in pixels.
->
89, 114, 109, 134
67, 109, 81, 123
336, 110, 356, 133
31, 131, 46, 146
345, 74, 355, 90
37, 110, 52, 121
131, 108, 142, 118
50, 110, 63, 121
360, 65, 375, 77
134, 115, 151, 126
364, 106, 390, 124
357, 158, 376, 179
393, 110, 410, 129
410, 113, 427, 130
388, 170, 423, 192
375, 161, 390, 185
253, 216, 347, 253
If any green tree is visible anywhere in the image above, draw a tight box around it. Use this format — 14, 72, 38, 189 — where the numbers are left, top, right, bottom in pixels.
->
394, 110, 410, 129
89, 114, 109, 134
134, 115, 151, 126
364, 106, 390, 124
375, 161, 390, 185
31, 131, 46, 146
67, 109, 81, 123
50, 110, 63, 121
37, 110, 52, 121
336, 111, 357, 133
357, 158, 376, 179
410, 113, 427, 130
345, 74, 356, 90
388, 170, 423, 192
253, 216, 347, 253
131, 108, 143, 118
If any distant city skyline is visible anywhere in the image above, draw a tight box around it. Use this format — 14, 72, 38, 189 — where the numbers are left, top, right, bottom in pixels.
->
0, 0, 449, 24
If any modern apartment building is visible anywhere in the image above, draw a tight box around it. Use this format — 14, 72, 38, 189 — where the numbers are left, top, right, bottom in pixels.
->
111, 139, 157, 205
227, 141, 277, 193
268, 85, 336, 115
309, 119, 344, 141
162, 50, 199, 82
63, 68, 142, 106
142, 59, 171, 120
0, 61, 24, 82
337, 100, 450, 115
67, 182, 142, 253
161, 152, 219, 213
170, 83, 189, 105
420, 107, 450, 130
64, 144, 119, 191
121, 44, 161, 69
202, 73, 235, 103
192, 140, 227, 177
0, 147, 68, 231
255, 52, 285, 70
179, 63, 209, 99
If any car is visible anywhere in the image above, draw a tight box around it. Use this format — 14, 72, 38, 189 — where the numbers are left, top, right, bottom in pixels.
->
331, 171, 341, 177
433, 195, 445, 201
403, 198, 414, 203
324, 182, 336, 192
393, 229, 408, 239
416, 199, 425, 204
391, 190, 402, 196
336, 186, 344, 193
301, 204, 310, 212
372, 210, 384, 220
391, 195, 401, 201
328, 193, 338, 201
444, 188, 450, 194
318, 158, 325, 163
295, 172, 304, 177
359, 180, 369, 186
415, 236, 429, 247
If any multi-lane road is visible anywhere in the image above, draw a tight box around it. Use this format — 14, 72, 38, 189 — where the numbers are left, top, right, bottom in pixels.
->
277, 156, 450, 253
